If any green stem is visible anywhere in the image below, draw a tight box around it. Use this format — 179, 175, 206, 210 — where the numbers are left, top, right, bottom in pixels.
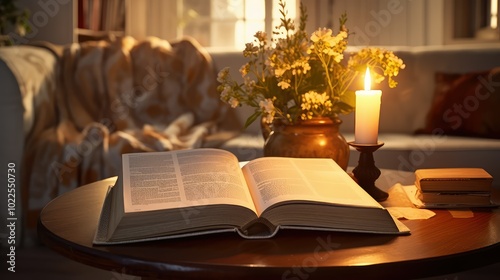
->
316, 51, 335, 95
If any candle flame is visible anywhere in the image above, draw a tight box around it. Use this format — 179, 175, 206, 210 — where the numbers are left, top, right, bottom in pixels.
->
364, 67, 371, 90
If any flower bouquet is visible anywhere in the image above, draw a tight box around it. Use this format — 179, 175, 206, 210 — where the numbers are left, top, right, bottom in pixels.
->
217, 0, 405, 128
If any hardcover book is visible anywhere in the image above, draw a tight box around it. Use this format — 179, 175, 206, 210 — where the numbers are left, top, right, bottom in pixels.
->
94, 148, 409, 244
415, 168, 493, 192
416, 189, 491, 205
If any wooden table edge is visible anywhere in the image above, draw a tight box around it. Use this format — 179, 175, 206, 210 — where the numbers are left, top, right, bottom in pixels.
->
37, 216, 500, 280
36, 174, 500, 280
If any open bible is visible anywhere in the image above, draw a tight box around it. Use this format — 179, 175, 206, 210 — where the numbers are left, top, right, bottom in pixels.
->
94, 148, 409, 244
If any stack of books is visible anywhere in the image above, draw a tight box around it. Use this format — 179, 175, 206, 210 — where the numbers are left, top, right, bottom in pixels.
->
414, 168, 494, 207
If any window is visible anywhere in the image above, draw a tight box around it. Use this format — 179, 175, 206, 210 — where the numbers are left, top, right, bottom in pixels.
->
128, 0, 500, 48
445, 0, 500, 43
177, 0, 297, 48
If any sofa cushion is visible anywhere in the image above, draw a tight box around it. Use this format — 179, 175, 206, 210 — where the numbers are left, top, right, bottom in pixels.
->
0, 45, 59, 137
417, 67, 500, 139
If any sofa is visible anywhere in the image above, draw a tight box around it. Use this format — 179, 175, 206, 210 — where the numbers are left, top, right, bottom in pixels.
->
0, 37, 232, 245
1, 39, 500, 245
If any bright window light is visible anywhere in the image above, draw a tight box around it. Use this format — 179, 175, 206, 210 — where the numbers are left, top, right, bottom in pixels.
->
181, 0, 298, 48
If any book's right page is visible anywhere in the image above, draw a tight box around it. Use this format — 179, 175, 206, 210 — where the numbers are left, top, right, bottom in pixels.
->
242, 157, 383, 216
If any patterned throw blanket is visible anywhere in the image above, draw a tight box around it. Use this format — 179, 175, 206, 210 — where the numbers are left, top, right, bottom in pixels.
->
22, 37, 228, 211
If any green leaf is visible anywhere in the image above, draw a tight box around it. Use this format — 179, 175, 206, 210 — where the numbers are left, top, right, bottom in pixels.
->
244, 111, 262, 128
340, 90, 356, 109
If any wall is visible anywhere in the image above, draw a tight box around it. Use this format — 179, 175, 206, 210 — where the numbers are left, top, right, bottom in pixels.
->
126, 0, 177, 42
17, 0, 74, 45
324, 0, 445, 46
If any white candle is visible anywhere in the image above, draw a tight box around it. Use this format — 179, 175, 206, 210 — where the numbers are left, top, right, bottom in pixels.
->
355, 68, 382, 144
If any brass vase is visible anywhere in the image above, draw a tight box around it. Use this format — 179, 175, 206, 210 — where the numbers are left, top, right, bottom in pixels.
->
262, 117, 350, 170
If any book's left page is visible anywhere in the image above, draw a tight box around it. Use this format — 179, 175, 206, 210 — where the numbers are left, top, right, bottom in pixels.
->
122, 149, 257, 214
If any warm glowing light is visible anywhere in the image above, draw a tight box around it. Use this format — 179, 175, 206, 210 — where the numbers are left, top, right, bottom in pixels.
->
364, 67, 371, 90
355, 67, 382, 144
491, 0, 498, 29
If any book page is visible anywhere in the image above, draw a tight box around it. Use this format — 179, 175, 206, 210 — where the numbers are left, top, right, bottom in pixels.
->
122, 149, 256, 213
242, 157, 382, 216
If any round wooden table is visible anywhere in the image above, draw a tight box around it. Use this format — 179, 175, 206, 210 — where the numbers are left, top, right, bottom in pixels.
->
38, 170, 500, 279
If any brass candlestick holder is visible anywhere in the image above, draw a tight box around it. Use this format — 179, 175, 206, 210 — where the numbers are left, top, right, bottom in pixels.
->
348, 141, 388, 202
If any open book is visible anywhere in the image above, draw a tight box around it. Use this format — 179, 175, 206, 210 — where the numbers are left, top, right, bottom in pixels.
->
94, 148, 409, 244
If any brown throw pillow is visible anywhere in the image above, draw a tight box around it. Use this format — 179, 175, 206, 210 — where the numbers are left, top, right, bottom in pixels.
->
416, 67, 500, 139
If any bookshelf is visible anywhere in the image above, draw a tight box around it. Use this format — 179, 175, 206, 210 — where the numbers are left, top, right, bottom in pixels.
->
16, 0, 133, 45
75, 0, 128, 42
